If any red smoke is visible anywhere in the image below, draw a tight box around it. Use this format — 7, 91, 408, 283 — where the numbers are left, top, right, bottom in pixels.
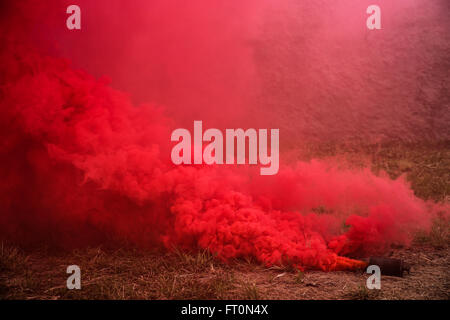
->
0, 0, 444, 271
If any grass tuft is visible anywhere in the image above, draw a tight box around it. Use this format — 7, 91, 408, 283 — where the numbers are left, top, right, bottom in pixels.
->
241, 282, 260, 299
0, 242, 28, 272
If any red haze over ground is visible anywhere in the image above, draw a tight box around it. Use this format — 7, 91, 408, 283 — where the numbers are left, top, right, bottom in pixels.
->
0, 1, 447, 270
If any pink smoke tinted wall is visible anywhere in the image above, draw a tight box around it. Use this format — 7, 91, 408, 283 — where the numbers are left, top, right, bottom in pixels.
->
254, 0, 450, 142
13, 0, 449, 143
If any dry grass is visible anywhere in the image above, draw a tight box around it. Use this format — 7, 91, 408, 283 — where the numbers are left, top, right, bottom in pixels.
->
300, 140, 450, 202
0, 238, 448, 300
415, 213, 450, 249
0, 141, 448, 300
0, 242, 29, 272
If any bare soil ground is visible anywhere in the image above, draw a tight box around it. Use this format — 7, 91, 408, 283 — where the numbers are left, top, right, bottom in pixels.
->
1, 141, 449, 300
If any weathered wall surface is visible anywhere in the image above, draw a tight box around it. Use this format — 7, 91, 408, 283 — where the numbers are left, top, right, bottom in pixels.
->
253, 0, 450, 143
4, 0, 449, 143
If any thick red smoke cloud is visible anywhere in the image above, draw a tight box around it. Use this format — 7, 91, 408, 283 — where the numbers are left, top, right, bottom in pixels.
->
0, 1, 446, 271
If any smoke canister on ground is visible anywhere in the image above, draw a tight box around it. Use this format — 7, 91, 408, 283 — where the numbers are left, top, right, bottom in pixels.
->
367, 257, 411, 277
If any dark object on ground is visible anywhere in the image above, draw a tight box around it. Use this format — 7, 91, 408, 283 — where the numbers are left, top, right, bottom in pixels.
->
367, 257, 411, 277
